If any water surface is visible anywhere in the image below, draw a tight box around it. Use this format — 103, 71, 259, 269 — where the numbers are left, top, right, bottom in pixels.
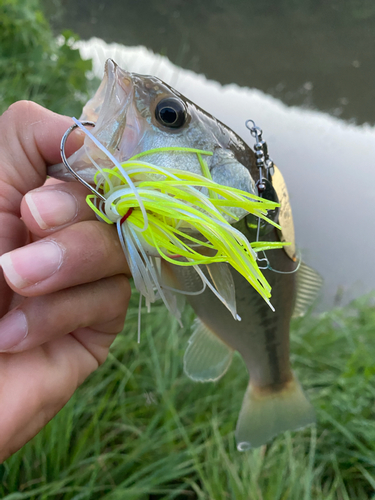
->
48, 0, 375, 125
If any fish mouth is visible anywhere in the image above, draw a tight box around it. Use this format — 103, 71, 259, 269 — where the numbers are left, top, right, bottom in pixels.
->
49, 59, 144, 183
79, 59, 141, 166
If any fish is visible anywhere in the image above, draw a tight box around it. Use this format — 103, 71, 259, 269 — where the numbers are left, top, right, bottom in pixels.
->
49, 59, 322, 449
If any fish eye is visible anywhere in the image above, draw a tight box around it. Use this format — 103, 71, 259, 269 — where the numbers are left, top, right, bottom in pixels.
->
155, 98, 187, 128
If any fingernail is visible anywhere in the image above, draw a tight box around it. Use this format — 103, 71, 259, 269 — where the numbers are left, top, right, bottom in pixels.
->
74, 128, 86, 138
25, 190, 78, 229
0, 240, 64, 289
0, 310, 28, 351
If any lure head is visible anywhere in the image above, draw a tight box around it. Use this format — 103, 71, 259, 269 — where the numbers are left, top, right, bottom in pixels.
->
49, 59, 257, 206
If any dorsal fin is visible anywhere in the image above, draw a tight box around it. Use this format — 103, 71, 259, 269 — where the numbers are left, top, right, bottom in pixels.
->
184, 318, 234, 382
293, 261, 323, 318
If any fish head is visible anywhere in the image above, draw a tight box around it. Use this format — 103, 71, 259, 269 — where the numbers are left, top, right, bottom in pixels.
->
49, 59, 258, 208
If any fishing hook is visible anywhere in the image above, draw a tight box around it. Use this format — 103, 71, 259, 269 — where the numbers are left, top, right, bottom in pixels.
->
60, 120, 107, 202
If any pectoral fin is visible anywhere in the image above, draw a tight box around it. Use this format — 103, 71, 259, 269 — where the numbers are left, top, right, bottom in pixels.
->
236, 375, 315, 450
184, 318, 234, 382
293, 262, 324, 318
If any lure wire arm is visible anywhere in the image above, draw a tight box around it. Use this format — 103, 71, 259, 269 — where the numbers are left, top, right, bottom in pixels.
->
246, 118, 298, 275
60, 120, 107, 202
245, 118, 275, 193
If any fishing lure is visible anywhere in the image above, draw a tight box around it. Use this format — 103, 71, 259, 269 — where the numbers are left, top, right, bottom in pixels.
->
60, 118, 287, 326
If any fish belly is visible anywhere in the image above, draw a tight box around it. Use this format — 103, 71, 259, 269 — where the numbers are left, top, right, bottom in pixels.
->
175, 246, 297, 392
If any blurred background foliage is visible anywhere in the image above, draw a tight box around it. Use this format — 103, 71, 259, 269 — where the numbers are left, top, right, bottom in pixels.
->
0, 0, 92, 116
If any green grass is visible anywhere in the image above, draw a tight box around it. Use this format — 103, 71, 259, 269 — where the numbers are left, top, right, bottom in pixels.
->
1, 291, 375, 499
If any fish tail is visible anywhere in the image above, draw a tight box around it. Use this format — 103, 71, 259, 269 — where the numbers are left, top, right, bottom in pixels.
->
235, 375, 315, 450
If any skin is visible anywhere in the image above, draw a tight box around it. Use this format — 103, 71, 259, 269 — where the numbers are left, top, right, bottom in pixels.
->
0, 101, 132, 462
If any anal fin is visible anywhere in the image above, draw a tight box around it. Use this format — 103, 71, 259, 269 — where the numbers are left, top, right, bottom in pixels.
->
184, 318, 233, 382
236, 374, 315, 450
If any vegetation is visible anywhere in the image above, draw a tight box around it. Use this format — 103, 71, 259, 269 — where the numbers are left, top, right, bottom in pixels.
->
0, 0, 92, 116
1, 291, 375, 499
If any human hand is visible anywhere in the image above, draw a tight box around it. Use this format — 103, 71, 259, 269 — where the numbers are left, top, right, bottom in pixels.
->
0, 101, 131, 462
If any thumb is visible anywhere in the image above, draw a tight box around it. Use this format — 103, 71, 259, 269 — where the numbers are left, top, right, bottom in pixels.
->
0, 100, 83, 206
0, 101, 83, 315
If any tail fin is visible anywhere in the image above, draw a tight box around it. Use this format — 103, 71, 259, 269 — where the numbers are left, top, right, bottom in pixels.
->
235, 375, 315, 450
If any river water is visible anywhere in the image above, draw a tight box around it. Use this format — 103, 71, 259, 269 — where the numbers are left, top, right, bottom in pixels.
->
47, 2, 375, 309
